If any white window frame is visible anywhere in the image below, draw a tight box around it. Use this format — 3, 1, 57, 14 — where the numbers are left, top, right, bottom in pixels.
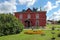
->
20, 14, 22, 19
28, 14, 30, 19
36, 20, 39, 26
36, 14, 39, 19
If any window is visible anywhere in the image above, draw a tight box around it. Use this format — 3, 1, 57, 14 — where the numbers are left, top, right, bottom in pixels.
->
36, 20, 39, 26
28, 14, 30, 19
20, 14, 22, 19
36, 14, 39, 19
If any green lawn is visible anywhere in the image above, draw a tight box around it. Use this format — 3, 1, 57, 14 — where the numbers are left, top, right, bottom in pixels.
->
0, 24, 60, 40
0, 30, 60, 40
46, 24, 60, 28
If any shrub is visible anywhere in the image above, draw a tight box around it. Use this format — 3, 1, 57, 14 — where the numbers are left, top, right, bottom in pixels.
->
58, 34, 60, 37
51, 37, 55, 40
57, 20, 60, 24
0, 14, 24, 36
52, 26, 55, 30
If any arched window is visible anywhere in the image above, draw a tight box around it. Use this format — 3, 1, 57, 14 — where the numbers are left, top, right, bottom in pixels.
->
36, 14, 39, 19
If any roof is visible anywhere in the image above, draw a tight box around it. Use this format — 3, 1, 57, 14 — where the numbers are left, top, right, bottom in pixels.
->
14, 8, 47, 14
26, 8, 32, 12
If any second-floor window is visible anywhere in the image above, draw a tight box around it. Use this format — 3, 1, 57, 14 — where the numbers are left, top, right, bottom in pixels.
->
36, 14, 39, 19
28, 14, 30, 19
20, 14, 22, 19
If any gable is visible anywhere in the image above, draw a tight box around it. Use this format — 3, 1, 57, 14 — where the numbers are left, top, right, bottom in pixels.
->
26, 8, 32, 12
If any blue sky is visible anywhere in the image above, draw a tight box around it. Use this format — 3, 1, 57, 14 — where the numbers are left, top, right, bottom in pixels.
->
0, 0, 60, 21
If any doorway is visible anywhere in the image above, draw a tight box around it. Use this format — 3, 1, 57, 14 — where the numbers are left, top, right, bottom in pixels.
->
25, 19, 31, 28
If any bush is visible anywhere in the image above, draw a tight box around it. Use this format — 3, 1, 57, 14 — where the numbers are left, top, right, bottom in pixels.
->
0, 14, 24, 36
51, 37, 55, 40
58, 34, 60, 37
57, 20, 60, 24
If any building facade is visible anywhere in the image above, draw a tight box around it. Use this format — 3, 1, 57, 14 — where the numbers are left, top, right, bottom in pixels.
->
14, 8, 46, 28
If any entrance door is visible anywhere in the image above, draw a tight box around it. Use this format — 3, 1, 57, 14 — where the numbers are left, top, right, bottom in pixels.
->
25, 19, 30, 28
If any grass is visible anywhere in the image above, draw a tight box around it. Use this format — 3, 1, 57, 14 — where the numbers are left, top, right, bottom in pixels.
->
0, 30, 60, 40
46, 24, 60, 28
0, 24, 60, 40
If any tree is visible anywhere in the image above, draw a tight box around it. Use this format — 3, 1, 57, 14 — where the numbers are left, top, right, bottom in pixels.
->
57, 20, 60, 24
0, 14, 24, 36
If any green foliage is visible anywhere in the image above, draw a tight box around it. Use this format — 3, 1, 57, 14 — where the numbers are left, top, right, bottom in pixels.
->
57, 20, 60, 24
0, 14, 24, 36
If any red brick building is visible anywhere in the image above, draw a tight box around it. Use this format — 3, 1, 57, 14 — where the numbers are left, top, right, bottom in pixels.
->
14, 8, 46, 28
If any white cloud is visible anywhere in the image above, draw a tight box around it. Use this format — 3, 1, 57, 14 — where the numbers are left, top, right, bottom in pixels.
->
44, 0, 60, 13
0, 0, 36, 13
53, 10, 60, 21
44, 2, 57, 13
44, 0, 60, 21
19, 0, 36, 7
56, 0, 60, 6
48, 9, 60, 21
37, 8, 40, 11
0, 0, 16, 13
